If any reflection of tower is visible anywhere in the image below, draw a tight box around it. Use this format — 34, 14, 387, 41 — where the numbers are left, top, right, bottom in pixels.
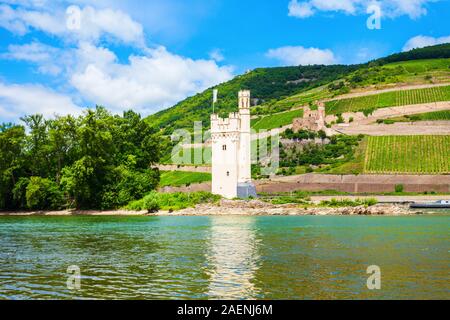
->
210, 91, 257, 199
206, 217, 260, 299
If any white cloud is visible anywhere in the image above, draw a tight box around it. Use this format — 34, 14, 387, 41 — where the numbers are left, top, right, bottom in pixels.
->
288, 0, 437, 20
403, 35, 450, 51
266, 46, 337, 66
1, 41, 235, 117
0, 1, 235, 119
1, 41, 69, 75
69, 6, 145, 46
209, 49, 225, 62
288, 0, 315, 18
310, 0, 357, 14
0, 82, 82, 120
70, 45, 234, 114
0, 4, 145, 46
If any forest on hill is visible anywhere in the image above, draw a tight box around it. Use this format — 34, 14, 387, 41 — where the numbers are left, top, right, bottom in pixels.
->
146, 44, 450, 134
146, 64, 357, 135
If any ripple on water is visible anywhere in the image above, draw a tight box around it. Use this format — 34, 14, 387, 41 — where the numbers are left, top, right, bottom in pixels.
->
0, 215, 448, 300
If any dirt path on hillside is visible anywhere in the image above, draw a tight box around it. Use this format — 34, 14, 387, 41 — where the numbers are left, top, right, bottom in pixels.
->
334, 122, 450, 136
330, 101, 450, 135
325, 82, 450, 102
353, 101, 450, 125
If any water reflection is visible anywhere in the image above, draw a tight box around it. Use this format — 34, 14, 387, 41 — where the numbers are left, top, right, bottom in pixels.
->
205, 217, 260, 299
0, 215, 448, 300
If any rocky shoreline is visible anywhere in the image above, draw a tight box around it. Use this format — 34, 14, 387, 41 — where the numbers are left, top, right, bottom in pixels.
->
162, 200, 422, 216
0, 200, 425, 216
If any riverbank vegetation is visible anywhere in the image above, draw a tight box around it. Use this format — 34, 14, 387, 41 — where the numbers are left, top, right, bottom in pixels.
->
126, 191, 220, 212
318, 198, 378, 208
259, 191, 378, 208
0, 108, 162, 211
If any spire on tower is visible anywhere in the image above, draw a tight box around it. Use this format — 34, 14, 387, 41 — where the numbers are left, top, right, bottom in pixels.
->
238, 90, 251, 109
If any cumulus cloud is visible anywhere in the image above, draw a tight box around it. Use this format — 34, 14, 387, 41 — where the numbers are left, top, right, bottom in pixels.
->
288, 0, 436, 20
0, 1, 237, 119
70, 44, 234, 114
209, 49, 225, 62
0, 82, 82, 121
288, 0, 315, 18
403, 35, 450, 51
1, 41, 70, 75
0, 3, 145, 46
266, 46, 337, 66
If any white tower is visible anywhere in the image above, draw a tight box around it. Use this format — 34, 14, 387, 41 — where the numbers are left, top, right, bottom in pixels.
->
211, 91, 257, 199
238, 90, 251, 184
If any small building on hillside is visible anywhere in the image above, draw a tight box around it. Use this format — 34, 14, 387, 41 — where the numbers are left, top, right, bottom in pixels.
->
292, 102, 326, 132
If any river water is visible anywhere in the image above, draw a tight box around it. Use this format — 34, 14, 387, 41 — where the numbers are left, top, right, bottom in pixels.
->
0, 214, 448, 300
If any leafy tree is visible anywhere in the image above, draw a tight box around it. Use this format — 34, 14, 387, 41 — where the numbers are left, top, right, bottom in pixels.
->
12, 177, 30, 209
0, 125, 26, 209
26, 177, 64, 210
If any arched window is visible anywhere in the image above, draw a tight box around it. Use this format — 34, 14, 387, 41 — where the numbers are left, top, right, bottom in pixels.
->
222, 145, 227, 151
226, 171, 230, 177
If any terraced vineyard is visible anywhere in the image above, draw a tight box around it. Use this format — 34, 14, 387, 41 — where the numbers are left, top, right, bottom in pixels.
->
325, 85, 450, 115
252, 109, 303, 130
364, 136, 450, 174
385, 110, 450, 123
159, 171, 211, 187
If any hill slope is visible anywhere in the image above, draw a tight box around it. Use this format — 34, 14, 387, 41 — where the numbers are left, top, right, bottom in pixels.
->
146, 64, 357, 134
146, 44, 450, 134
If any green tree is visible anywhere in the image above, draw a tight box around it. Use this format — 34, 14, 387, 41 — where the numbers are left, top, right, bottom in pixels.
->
0, 125, 26, 209
26, 177, 64, 210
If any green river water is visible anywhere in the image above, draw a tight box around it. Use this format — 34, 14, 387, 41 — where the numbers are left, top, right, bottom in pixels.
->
0, 214, 448, 300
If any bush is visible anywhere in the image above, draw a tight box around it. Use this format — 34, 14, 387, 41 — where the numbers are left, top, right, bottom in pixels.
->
127, 191, 221, 212
395, 184, 404, 193
143, 192, 160, 213
115, 168, 160, 207
26, 177, 64, 210
320, 198, 378, 208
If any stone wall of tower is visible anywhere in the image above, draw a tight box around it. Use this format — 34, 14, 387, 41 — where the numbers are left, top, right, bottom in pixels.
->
211, 90, 254, 199
238, 90, 251, 184
211, 113, 240, 199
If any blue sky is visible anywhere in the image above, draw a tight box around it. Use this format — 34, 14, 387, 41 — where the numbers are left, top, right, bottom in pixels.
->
0, 0, 449, 122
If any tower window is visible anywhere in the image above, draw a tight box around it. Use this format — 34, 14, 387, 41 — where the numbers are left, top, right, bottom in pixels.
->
222, 145, 227, 151
227, 171, 230, 177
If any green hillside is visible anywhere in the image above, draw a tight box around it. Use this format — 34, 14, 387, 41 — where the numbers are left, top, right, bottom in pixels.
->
373, 43, 450, 64
159, 171, 211, 187
267, 58, 450, 114
146, 65, 356, 135
325, 85, 450, 115
252, 109, 303, 130
146, 44, 450, 134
